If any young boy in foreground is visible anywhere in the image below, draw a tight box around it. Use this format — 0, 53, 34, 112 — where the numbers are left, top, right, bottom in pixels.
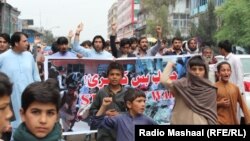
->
160, 55, 217, 124
101, 88, 157, 141
0, 72, 13, 140
216, 61, 250, 124
13, 79, 62, 141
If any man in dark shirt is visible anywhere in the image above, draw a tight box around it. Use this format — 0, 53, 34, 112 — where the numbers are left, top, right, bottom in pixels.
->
164, 37, 186, 55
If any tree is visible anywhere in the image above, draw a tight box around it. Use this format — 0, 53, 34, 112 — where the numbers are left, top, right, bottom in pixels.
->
43, 30, 56, 45
215, 0, 250, 46
195, 0, 217, 46
142, 0, 176, 38
175, 28, 181, 38
189, 22, 198, 38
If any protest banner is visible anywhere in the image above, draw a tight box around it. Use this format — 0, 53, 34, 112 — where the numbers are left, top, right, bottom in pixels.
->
44, 55, 191, 125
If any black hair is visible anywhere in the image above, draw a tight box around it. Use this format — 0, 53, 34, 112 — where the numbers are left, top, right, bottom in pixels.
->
80, 40, 92, 47
188, 55, 208, 78
138, 37, 147, 44
51, 41, 59, 53
0, 72, 12, 97
48, 67, 59, 79
218, 40, 232, 53
217, 61, 231, 72
130, 37, 138, 44
105, 40, 110, 47
171, 37, 182, 44
189, 55, 206, 68
21, 79, 61, 112
92, 35, 106, 49
56, 36, 68, 45
10, 32, 28, 47
162, 38, 167, 44
45, 78, 60, 89
124, 88, 146, 109
0, 33, 10, 43
106, 62, 124, 77
120, 38, 131, 48
27, 43, 31, 51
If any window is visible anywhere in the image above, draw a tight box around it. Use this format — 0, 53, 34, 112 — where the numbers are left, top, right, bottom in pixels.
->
200, 0, 207, 6
173, 20, 179, 27
67, 64, 84, 74
173, 14, 179, 19
216, 0, 224, 6
186, 0, 190, 8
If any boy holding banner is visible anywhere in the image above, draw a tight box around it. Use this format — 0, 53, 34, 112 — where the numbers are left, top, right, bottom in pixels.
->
89, 62, 128, 141
100, 87, 157, 141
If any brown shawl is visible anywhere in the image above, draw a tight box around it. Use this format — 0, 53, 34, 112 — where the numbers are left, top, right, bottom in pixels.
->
172, 55, 217, 124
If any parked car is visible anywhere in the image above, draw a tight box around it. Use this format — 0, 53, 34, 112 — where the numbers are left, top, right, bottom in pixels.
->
233, 46, 248, 54
215, 55, 250, 109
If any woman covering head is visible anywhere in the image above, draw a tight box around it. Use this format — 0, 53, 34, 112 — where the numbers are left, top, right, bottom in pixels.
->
160, 55, 217, 125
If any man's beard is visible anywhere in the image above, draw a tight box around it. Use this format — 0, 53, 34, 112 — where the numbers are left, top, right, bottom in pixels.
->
173, 47, 181, 51
189, 47, 197, 51
141, 45, 148, 51
204, 57, 212, 63
94, 46, 102, 52
60, 50, 67, 54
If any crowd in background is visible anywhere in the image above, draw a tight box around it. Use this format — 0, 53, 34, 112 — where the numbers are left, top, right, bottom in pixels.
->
0, 21, 249, 141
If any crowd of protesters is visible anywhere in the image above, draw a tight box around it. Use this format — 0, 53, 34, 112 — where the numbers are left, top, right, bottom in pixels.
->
0, 21, 249, 141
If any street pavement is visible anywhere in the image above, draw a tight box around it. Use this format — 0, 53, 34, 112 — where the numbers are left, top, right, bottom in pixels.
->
63, 121, 96, 141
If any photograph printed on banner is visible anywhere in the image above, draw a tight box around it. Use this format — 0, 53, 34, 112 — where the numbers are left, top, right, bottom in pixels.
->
44, 56, 190, 130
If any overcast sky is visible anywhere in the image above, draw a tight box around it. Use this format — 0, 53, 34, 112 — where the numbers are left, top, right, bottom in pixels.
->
7, 0, 117, 41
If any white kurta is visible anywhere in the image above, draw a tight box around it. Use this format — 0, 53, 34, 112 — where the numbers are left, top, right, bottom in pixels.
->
0, 49, 41, 128
225, 53, 244, 93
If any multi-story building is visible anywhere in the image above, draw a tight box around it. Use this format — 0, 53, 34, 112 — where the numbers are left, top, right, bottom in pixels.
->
135, 0, 191, 39
134, 2, 147, 38
190, 0, 224, 25
107, 2, 118, 38
1, 1, 53, 44
22, 28, 43, 44
0, 1, 20, 34
168, 0, 191, 38
116, 0, 140, 39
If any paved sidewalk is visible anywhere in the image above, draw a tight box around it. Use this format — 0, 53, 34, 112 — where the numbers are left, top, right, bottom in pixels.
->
63, 121, 96, 141
65, 134, 95, 141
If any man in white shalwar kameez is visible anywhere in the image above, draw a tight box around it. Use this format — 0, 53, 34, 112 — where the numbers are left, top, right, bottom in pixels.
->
0, 32, 41, 131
